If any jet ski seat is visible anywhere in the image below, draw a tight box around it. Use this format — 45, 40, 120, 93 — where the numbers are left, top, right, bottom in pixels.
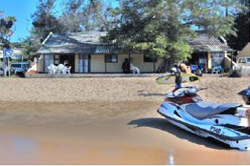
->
185, 101, 241, 120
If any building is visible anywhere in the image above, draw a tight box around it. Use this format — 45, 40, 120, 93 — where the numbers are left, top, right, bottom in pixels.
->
236, 42, 250, 61
37, 32, 162, 73
37, 31, 234, 73
187, 32, 234, 72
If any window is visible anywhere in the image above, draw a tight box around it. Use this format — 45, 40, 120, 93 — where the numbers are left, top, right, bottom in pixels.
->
54, 54, 60, 65
246, 58, 250, 63
11, 64, 22, 68
241, 58, 246, 63
143, 54, 157, 63
105, 54, 118, 63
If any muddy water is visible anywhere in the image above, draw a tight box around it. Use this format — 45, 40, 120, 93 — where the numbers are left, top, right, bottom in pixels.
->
0, 101, 249, 165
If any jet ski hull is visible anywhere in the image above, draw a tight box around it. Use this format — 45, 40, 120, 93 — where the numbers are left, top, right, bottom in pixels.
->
158, 102, 250, 150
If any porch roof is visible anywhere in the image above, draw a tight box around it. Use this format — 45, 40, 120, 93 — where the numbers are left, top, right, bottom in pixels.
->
188, 33, 234, 53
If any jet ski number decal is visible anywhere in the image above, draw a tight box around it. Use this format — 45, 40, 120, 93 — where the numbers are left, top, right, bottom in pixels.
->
210, 126, 221, 134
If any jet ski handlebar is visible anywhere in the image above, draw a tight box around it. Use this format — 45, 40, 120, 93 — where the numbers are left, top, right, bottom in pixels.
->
182, 86, 207, 92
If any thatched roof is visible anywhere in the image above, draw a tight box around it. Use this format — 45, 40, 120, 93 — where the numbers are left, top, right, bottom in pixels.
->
37, 31, 122, 54
188, 33, 234, 53
38, 31, 233, 55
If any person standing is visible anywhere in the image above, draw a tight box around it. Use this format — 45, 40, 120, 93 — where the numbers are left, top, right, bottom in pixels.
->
173, 71, 183, 92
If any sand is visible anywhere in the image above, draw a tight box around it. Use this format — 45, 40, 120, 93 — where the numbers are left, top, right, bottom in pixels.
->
0, 76, 249, 164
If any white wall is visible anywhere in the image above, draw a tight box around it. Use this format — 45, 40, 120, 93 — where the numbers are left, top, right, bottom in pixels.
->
106, 54, 129, 73
91, 54, 105, 72
91, 54, 162, 73
130, 54, 162, 73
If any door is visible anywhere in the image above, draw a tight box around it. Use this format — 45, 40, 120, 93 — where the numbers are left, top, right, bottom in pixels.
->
79, 54, 90, 73
44, 55, 54, 73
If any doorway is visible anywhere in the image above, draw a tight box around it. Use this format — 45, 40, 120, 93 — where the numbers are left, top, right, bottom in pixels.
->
54, 54, 75, 73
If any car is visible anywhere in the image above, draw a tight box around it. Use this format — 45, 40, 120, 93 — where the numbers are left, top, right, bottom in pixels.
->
11, 62, 30, 74
237, 57, 250, 66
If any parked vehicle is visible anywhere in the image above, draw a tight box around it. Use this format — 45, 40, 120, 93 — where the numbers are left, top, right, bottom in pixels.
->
237, 57, 250, 66
11, 62, 30, 74
157, 86, 250, 150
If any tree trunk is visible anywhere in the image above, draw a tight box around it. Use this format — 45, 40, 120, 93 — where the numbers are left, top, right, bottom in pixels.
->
156, 57, 176, 73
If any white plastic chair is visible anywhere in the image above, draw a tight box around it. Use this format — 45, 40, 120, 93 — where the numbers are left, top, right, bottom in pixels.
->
131, 64, 140, 74
57, 64, 71, 75
66, 66, 71, 74
47, 64, 57, 75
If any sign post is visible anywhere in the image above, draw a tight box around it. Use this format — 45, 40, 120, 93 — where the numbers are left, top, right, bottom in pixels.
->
3, 48, 12, 77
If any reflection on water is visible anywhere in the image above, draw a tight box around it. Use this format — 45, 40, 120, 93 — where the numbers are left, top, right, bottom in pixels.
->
0, 136, 167, 164
0, 136, 37, 164
0, 135, 249, 165
168, 149, 175, 165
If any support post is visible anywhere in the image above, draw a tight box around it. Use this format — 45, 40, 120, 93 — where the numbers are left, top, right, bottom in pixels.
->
153, 61, 156, 73
129, 53, 131, 73
7, 57, 10, 77
105, 55, 107, 73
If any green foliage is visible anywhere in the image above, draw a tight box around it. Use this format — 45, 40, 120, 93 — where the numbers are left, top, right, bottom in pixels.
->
105, 0, 246, 71
20, 37, 41, 59
31, 0, 64, 42
59, 0, 120, 32
22, 0, 247, 67
227, 0, 250, 51
0, 11, 17, 47
22, 0, 63, 58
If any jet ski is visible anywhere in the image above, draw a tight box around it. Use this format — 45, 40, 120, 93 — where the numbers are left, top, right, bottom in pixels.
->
157, 86, 250, 150
238, 87, 250, 105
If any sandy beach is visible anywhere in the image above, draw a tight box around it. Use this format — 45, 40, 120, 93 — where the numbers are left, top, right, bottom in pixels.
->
0, 76, 249, 164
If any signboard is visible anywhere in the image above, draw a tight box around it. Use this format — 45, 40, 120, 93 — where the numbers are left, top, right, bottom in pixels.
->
4, 48, 13, 58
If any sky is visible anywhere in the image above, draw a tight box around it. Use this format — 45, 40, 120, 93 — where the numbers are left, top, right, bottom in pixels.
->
0, 0, 119, 43
0, 0, 39, 42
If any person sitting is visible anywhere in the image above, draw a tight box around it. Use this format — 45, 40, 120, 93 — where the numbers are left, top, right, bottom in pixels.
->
122, 58, 130, 73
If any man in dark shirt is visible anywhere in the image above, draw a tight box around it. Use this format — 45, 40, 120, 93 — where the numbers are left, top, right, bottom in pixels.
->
122, 58, 130, 73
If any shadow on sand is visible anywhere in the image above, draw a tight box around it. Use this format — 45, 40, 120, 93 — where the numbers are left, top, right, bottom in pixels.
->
128, 117, 230, 150
138, 92, 166, 97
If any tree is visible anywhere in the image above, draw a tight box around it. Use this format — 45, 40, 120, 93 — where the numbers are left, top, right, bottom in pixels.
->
84, 0, 120, 31
227, 0, 250, 51
0, 11, 16, 48
20, 0, 61, 59
31, 0, 64, 42
60, 0, 120, 32
60, 0, 86, 32
21, 0, 64, 59
20, 36, 41, 60
105, 0, 246, 72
